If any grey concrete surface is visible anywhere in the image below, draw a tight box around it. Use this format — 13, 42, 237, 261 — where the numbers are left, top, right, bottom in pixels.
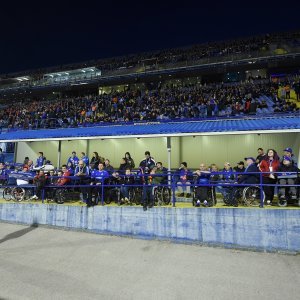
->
0, 222, 299, 300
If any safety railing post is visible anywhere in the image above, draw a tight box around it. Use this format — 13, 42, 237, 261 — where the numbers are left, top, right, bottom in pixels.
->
101, 177, 104, 206
259, 172, 264, 208
171, 172, 176, 207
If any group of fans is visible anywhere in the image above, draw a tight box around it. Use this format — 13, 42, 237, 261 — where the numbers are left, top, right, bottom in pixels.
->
0, 77, 299, 131
0, 145, 298, 210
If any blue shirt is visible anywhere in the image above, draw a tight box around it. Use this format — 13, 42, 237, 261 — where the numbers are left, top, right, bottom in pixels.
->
91, 169, 109, 184
0, 153, 5, 163
81, 156, 89, 166
67, 156, 79, 169
36, 156, 46, 167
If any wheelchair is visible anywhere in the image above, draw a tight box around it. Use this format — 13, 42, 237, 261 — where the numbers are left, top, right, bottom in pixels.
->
128, 186, 142, 205
3, 177, 34, 202
277, 175, 300, 207
153, 185, 171, 206
222, 185, 265, 207
192, 183, 216, 207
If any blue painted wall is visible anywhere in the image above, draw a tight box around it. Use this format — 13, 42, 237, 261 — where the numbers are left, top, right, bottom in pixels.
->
1, 203, 299, 253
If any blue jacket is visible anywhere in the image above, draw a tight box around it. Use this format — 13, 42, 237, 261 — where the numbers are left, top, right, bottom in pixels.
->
238, 163, 260, 184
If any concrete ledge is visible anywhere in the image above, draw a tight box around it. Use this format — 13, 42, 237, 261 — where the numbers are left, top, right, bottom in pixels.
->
1, 203, 299, 253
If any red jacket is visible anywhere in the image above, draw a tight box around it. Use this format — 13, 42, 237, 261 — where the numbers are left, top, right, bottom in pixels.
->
259, 159, 280, 177
57, 170, 71, 186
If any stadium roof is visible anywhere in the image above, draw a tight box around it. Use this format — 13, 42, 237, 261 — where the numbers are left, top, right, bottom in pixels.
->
0, 115, 299, 142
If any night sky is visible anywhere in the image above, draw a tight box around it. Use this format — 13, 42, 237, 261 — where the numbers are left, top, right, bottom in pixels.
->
1, 0, 299, 75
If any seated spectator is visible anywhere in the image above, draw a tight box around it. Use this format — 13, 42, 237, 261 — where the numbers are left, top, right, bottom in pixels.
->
217, 162, 235, 200
277, 156, 299, 201
56, 165, 71, 186
155, 162, 168, 184
177, 162, 191, 197
87, 162, 109, 207
193, 163, 211, 206
31, 170, 47, 200
280, 147, 297, 166
120, 168, 135, 204
104, 159, 115, 175
118, 158, 130, 175
233, 161, 246, 180
74, 160, 90, 203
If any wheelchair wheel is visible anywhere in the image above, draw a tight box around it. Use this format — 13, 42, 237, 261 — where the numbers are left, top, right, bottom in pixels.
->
55, 189, 66, 204
3, 187, 13, 201
277, 198, 287, 207
13, 187, 26, 202
133, 187, 142, 205
153, 187, 159, 206
243, 186, 264, 207
128, 188, 135, 205
162, 187, 171, 205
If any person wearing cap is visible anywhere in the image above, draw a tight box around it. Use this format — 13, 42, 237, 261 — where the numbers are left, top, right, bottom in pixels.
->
233, 161, 246, 180
238, 157, 260, 185
277, 156, 299, 203
280, 148, 298, 166
223, 157, 259, 207
259, 149, 280, 206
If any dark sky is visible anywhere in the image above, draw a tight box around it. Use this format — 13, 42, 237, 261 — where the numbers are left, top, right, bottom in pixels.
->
1, 0, 299, 75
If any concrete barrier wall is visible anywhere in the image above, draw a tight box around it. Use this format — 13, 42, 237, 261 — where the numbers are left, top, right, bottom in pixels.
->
1, 203, 299, 253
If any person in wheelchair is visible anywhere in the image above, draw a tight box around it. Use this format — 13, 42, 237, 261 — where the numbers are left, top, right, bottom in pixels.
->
193, 163, 212, 207
107, 171, 123, 205
227, 157, 260, 207
120, 168, 135, 205
53, 166, 72, 203
74, 160, 90, 203
31, 170, 47, 200
87, 162, 109, 207
277, 156, 299, 205
217, 162, 236, 205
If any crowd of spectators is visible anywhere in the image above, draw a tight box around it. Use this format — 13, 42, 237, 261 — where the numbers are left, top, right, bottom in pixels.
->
0, 78, 299, 131
1, 30, 299, 80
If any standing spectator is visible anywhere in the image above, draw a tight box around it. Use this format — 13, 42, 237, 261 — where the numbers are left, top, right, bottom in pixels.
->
0, 148, 5, 164
0, 162, 9, 185
80, 152, 89, 166
139, 151, 155, 174
90, 152, 101, 170
125, 152, 135, 169
293, 81, 300, 101
67, 151, 79, 170
35, 151, 46, 168
256, 148, 267, 164
259, 149, 280, 205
